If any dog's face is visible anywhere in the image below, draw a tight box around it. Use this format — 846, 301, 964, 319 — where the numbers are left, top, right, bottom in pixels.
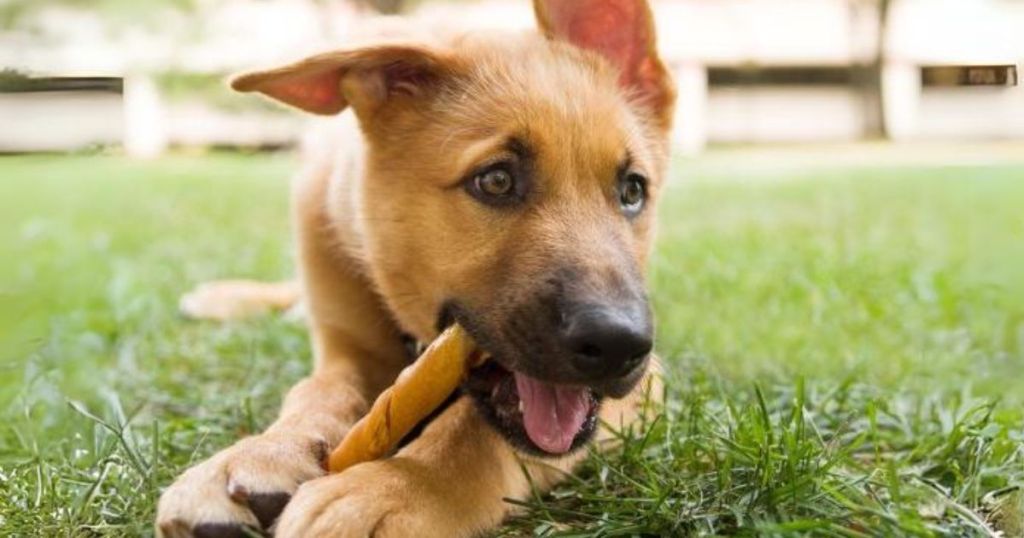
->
233, 0, 674, 456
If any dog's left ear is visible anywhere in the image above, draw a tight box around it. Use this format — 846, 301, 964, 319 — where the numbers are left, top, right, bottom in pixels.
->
230, 44, 455, 118
533, 0, 675, 129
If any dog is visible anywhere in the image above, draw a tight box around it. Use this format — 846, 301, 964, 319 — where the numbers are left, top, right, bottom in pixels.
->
156, 0, 675, 535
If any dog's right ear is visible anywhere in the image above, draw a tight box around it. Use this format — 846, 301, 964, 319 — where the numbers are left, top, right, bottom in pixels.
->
230, 44, 455, 117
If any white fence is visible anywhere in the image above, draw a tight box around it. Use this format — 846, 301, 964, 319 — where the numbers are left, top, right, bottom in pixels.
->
1, 0, 1021, 155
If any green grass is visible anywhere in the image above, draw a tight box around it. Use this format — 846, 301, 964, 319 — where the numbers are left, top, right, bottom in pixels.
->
1, 151, 1022, 536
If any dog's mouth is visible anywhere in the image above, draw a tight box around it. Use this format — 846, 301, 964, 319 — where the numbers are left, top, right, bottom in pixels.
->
435, 302, 603, 456
462, 359, 600, 456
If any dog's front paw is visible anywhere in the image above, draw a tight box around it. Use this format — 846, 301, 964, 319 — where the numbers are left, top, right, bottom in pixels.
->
156, 433, 327, 537
275, 459, 461, 538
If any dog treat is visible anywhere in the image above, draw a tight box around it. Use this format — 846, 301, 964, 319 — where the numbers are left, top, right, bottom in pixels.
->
327, 324, 481, 473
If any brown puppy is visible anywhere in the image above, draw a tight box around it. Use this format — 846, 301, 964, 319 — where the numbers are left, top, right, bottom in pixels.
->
157, 0, 675, 536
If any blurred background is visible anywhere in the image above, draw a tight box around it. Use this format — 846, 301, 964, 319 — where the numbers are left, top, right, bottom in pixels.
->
1, 0, 1021, 155
1, 1, 1023, 534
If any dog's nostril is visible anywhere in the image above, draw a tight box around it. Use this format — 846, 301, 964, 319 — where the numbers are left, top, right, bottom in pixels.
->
577, 343, 602, 358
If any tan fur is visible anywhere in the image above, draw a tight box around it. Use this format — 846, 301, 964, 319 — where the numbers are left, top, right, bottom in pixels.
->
179, 280, 300, 321
158, 2, 673, 536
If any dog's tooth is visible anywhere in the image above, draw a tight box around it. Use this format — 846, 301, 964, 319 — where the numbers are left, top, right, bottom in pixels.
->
518, 400, 524, 413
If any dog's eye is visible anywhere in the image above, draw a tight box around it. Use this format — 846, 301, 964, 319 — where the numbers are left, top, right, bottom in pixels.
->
619, 173, 647, 216
477, 169, 514, 196
466, 165, 520, 207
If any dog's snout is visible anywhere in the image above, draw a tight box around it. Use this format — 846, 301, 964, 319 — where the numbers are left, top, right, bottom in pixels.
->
561, 306, 653, 380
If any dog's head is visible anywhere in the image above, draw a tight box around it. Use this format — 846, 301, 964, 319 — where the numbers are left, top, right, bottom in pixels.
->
234, 0, 674, 456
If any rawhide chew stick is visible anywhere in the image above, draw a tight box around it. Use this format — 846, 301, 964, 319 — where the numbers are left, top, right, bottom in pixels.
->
327, 324, 481, 473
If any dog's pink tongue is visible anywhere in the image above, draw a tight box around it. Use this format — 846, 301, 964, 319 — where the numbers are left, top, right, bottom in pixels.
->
514, 373, 591, 454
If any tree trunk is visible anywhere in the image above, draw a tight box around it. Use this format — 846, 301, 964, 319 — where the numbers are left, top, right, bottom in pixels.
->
862, 0, 891, 139
356, 0, 407, 14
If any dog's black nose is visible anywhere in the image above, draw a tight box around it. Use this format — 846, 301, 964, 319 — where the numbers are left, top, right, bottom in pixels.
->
562, 306, 653, 380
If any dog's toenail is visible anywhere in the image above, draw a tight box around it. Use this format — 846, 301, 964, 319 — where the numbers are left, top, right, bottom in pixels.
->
192, 522, 263, 538
247, 492, 291, 528
227, 480, 250, 503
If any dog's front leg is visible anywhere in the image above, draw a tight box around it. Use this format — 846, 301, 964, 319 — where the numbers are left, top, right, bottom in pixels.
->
273, 397, 576, 538
274, 363, 662, 538
156, 362, 373, 538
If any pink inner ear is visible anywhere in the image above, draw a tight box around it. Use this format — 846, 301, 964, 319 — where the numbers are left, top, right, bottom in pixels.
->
260, 69, 345, 115
543, 0, 651, 90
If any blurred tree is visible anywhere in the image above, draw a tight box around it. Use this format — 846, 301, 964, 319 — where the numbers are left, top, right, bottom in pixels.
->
851, 0, 892, 139
354, 0, 408, 14
869, 0, 891, 139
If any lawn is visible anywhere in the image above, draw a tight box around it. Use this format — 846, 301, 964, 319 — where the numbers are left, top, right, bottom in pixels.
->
1, 150, 1022, 536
